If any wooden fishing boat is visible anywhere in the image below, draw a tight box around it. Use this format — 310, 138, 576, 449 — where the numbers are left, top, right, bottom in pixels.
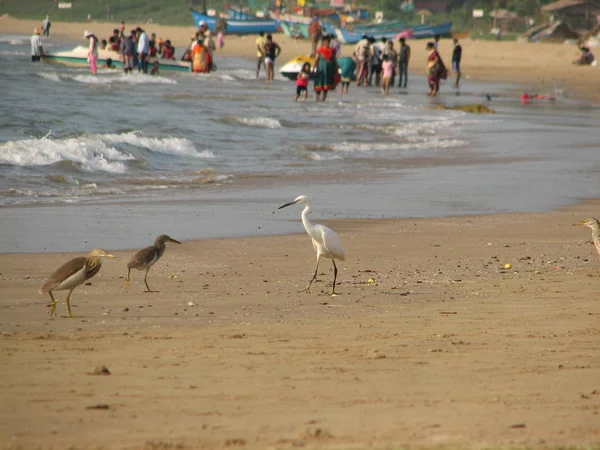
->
42, 46, 192, 72
191, 8, 279, 34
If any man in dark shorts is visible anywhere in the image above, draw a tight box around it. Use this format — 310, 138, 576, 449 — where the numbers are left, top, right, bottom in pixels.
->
397, 37, 411, 88
452, 37, 462, 87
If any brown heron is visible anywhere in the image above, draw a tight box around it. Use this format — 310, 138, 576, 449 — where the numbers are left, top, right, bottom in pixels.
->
575, 217, 600, 261
39, 248, 115, 318
278, 195, 345, 295
125, 234, 181, 292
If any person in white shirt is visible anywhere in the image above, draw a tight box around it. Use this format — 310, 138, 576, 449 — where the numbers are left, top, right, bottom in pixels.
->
31, 28, 44, 62
136, 27, 150, 74
42, 16, 51, 37
354, 35, 369, 86
84, 30, 98, 74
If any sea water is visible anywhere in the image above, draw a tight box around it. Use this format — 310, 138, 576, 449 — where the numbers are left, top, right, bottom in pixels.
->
1, 34, 599, 252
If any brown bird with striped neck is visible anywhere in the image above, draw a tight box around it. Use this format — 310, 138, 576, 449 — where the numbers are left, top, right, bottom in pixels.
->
125, 235, 181, 292
39, 249, 115, 318
575, 217, 600, 261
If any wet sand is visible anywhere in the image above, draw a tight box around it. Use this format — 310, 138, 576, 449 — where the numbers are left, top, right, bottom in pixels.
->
1, 199, 600, 449
2, 14, 599, 100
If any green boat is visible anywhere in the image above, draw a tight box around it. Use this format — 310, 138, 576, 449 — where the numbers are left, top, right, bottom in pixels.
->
43, 46, 192, 73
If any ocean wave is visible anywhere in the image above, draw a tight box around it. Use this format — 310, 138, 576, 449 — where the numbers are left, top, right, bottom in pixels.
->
0, 132, 213, 173
305, 152, 342, 161
221, 116, 282, 129
37, 72, 61, 82
68, 73, 177, 85
0, 136, 133, 173
101, 132, 214, 158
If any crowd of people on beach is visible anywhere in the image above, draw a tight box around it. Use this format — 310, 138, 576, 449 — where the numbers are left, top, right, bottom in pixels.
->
253, 23, 463, 101
88, 20, 223, 74
30, 17, 224, 75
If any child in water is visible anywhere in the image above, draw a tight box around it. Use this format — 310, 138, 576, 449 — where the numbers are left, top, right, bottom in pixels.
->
295, 62, 310, 101
381, 54, 393, 95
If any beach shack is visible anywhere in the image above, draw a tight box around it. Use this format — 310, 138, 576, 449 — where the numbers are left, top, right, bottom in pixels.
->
489, 9, 526, 32
541, 0, 600, 32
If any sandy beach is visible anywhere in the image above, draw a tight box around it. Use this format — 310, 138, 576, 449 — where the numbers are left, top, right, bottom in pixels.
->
1, 199, 600, 449
1, 14, 599, 99
3, 12, 600, 449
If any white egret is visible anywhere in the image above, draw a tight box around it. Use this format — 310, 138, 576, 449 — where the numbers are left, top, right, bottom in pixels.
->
278, 195, 345, 295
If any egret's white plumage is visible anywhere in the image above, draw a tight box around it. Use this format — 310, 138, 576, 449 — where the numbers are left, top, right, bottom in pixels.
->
279, 195, 345, 295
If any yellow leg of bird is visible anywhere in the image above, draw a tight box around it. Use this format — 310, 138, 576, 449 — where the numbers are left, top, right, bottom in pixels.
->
47, 291, 57, 317
63, 289, 78, 318
65, 289, 73, 318
121, 269, 131, 293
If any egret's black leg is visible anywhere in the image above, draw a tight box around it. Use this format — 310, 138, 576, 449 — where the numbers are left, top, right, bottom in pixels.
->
330, 260, 338, 295
305, 255, 321, 292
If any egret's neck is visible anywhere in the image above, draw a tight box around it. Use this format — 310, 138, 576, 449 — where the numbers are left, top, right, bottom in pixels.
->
301, 204, 314, 235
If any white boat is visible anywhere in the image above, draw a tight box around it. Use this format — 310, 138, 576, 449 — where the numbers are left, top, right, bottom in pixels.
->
43, 46, 192, 72
279, 55, 315, 81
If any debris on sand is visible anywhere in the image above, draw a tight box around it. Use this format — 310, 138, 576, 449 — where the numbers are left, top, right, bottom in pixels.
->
91, 365, 111, 376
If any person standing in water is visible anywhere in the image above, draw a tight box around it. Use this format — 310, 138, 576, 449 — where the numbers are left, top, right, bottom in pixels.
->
397, 37, 411, 88
31, 28, 44, 62
337, 56, 356, 94
381, 54, 393, 95
452, 37, 462, 87
313, 35, 337, 101
136, 27, 150, 74
41, 15, 51, 37
426, 41, 445, 96
255, 31, 266, 80
263, 34, 281, 84
295, 62, 311, 101
84, 30, 99, 74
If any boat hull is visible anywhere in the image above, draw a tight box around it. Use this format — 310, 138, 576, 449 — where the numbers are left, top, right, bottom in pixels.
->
191, 8, 279, 34
42, 46, 192, 72
335, 21, 453, 44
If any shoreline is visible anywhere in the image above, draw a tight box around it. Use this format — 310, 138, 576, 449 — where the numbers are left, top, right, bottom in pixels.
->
2, 14, 599, 100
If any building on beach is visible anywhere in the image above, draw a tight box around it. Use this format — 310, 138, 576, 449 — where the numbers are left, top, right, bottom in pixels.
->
541, 0, 600, 32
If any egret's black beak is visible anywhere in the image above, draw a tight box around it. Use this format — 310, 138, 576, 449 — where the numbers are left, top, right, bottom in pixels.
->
278, 200, 298, 210
170, 238, 182, 244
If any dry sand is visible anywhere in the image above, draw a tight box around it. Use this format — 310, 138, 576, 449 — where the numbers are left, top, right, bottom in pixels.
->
2, 14, 599, 99
1, 199, 600, 449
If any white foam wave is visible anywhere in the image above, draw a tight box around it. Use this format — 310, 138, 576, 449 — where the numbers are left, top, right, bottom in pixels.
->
397, 138, 467, 150
229, 117, 282, 129
330, 142, 398, 153
223, 69, 256, 80
306, 152, 342, 161
0, 136, 134, 173
37, 72, 61, 82
101, 132, 214, 158
70, 73, 177, 85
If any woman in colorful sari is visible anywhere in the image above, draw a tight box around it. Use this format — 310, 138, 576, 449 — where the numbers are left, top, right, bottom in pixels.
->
313, 35, 338, 101
191, 38, 209, 73
426, 41, 442, 97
